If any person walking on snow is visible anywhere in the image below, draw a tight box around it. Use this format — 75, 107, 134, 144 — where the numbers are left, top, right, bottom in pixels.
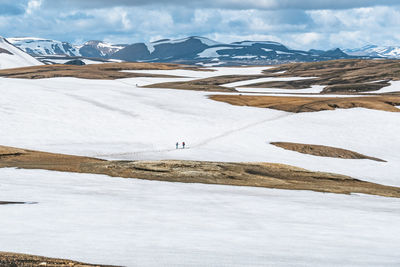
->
182, 142, 185, 149
176, 142, 179, 149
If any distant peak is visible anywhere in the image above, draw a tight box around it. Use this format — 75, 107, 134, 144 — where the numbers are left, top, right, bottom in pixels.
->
231, 40, 283, 46
151, 39, 170, 44
150, 36, 221, 46
84, 40, 104, 45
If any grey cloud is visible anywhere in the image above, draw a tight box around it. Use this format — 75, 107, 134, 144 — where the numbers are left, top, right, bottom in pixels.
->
43, 0, 400, 10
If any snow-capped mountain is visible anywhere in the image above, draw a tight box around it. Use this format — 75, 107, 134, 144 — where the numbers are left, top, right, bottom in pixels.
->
112, 36, 352, 65
8, 37, 80, 56
78, 40, 127, 58
8, 38, 126, 58
344, 45, 400, 59
0, 37, 43, 69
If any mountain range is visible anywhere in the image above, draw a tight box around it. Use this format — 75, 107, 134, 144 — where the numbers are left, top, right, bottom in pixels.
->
343, 45, 400, 59
7, 36, 353, 66
6, 36, 400, 66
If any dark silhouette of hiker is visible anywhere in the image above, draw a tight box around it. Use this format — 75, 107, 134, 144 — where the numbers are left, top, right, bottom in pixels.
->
182, 142, 185, 149
176, 142, 179, 149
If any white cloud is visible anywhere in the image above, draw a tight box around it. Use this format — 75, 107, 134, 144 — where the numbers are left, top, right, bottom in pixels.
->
25, 0, 42, 15
291, 32, 323, 47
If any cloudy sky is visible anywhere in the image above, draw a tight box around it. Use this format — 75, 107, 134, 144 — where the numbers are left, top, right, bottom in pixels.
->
1, 0, 400, 49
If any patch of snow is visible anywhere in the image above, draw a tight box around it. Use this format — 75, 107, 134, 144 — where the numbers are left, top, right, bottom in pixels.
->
145, 43, 155, 54
261, 48, 274, 52
151, 36, 220, 47
366, 80, 400, 93
367, 80, 386, 83
232, 55, 258, 59
233, 41, 282, 46
198, 47, 238, 58
81, 59, 108, 65
196, 62, 225, 67
223, 76, 315, 88
107, 58, 124, 63
97, 42, 125, 50
276, 51, 293, 55
237, 85, 325, 94
196, 37, 222, 46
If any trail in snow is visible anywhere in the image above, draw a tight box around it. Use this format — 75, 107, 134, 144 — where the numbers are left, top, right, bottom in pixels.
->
191, 113, 293, 148
96, 112, 294, 158
66, 93, 140, 119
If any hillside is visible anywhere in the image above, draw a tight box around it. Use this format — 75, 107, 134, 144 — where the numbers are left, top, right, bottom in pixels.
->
7, 37, 80, 56
0, 37, 42, 69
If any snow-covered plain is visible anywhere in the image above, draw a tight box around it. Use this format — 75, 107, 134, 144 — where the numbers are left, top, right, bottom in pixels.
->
1, 168, 400, 267
1, 66, 400, 265
0, 67, 398, 187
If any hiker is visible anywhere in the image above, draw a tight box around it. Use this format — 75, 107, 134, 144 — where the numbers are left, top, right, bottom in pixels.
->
182, 141, 185, 149
176, 142, 179, 149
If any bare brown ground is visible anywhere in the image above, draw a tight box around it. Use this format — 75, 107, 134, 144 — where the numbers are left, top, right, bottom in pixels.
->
209, 95, 400, 113
1, 145, 399, 198
0, 252, 117, 267
2, 59, 399, 94
271, 142, 385, 162
0, 48, 13, 55
0, 62, 207, 80
143, 59, 400, 93
145, 75, 265, 92
0, 201, 26, 205
256, 59, 400, 93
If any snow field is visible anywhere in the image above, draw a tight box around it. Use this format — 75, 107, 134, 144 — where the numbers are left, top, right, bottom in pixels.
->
0, 168, 399, 267
0, 67, 399, 187
1, 66, 400, 266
